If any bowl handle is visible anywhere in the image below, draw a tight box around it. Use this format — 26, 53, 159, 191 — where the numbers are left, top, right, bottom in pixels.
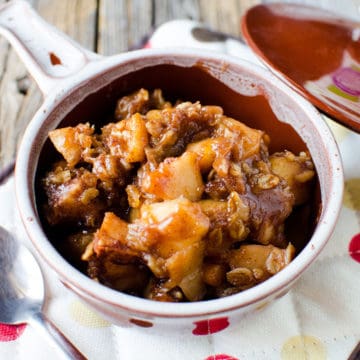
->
0, 0, 102, 95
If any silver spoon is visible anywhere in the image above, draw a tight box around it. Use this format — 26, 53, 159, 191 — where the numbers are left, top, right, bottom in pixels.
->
0, 226, 86, 359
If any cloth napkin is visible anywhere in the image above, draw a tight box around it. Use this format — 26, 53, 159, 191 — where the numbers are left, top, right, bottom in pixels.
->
0, 20, 360, 360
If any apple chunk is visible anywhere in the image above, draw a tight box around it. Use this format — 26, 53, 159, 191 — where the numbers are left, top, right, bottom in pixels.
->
49, 123, 94, 167
141, 151, 204, 201
139, 198, 210, 300
106, 113, 148, 163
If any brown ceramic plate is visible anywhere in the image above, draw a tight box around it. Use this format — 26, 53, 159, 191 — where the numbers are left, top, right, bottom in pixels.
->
242, 3, 360, 132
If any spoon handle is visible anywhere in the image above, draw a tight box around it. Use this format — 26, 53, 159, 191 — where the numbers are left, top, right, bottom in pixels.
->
31, 312, 86, 360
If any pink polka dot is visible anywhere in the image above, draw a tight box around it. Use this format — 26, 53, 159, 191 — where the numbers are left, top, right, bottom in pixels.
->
0, 323, 27, 342
349, 233, 360, 263
204, 355, 239, 360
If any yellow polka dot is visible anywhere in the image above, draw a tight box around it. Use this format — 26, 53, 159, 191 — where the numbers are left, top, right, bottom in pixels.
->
281, 335, 326, 360
69, 300, 110, 328
343, 178, 360, 210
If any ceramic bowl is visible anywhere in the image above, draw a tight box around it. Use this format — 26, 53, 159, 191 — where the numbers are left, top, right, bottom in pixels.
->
1, 1, 343, 334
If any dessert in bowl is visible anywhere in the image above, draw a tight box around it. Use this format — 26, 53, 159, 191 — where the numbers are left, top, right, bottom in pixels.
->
40, 87, 315, 304
0, 0, 343, 334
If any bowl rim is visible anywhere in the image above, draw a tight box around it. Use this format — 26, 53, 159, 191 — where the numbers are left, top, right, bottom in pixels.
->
15, 47, 344, 318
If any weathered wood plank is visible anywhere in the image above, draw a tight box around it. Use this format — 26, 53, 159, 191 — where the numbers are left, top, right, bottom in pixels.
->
0, 39, 8, 77
126, 0, 153, 49
0, 0, 13, 166
98, 0, 128, 55
0, 0, 98, 169
0, 50, 28, 166
36, 0, 97, 50
199, 0, 260, 36
0, 30, 9, 81
152, 0, 200, 26
98, 0, 153, 55
0, 0, 34, 167
15, 0, 98, 161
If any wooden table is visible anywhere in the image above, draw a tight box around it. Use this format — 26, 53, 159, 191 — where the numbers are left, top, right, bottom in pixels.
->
0, 2, 359, 359
0, 0, 359, 172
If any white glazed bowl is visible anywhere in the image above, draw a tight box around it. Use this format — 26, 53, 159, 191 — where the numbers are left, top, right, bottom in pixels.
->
2, 0, 343, 336
15, 48, 343, 334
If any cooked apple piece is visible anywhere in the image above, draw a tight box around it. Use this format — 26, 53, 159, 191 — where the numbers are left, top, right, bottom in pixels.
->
91, 212, 140, 260
49, 123, 94, 167
93, 212, 128, 251
92, 154, 124, 182
140, 151, 204, 201
270, 151, 315, 205
187, 137, 233, 173
228, 243, 295, 286
165, 242, 206, 301
114, 88, 149, 120
198, 199, 228, 220
126, 184, 142, 209
202, 263, 226, 287
43, 165, 102, 227
199, 194, 250, 256
139, 197, 210, 253
106, 113, 148, 163
136, 198, 210, 297
215, 117, 264, 160
187, 138, 216, 173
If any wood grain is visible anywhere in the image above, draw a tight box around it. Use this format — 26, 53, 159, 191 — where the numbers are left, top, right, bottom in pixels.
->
0, 0, 262, 169
0, 0, 358, 170
153, 0, 200, 26
0, 12, 29, 168
0, 0, 98, 169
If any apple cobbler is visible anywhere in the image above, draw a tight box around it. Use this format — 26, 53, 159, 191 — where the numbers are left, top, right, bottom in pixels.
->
40, 88, 315, 302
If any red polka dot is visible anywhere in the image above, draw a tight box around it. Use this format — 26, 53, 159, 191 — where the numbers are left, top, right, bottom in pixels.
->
0, 323, 27, 342
204, 355, 239, 360
192, 317, 229, 335
349, 233, 360, 263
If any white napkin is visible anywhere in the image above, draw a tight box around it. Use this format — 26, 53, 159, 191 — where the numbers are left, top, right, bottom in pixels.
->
0, 20, 359, 360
